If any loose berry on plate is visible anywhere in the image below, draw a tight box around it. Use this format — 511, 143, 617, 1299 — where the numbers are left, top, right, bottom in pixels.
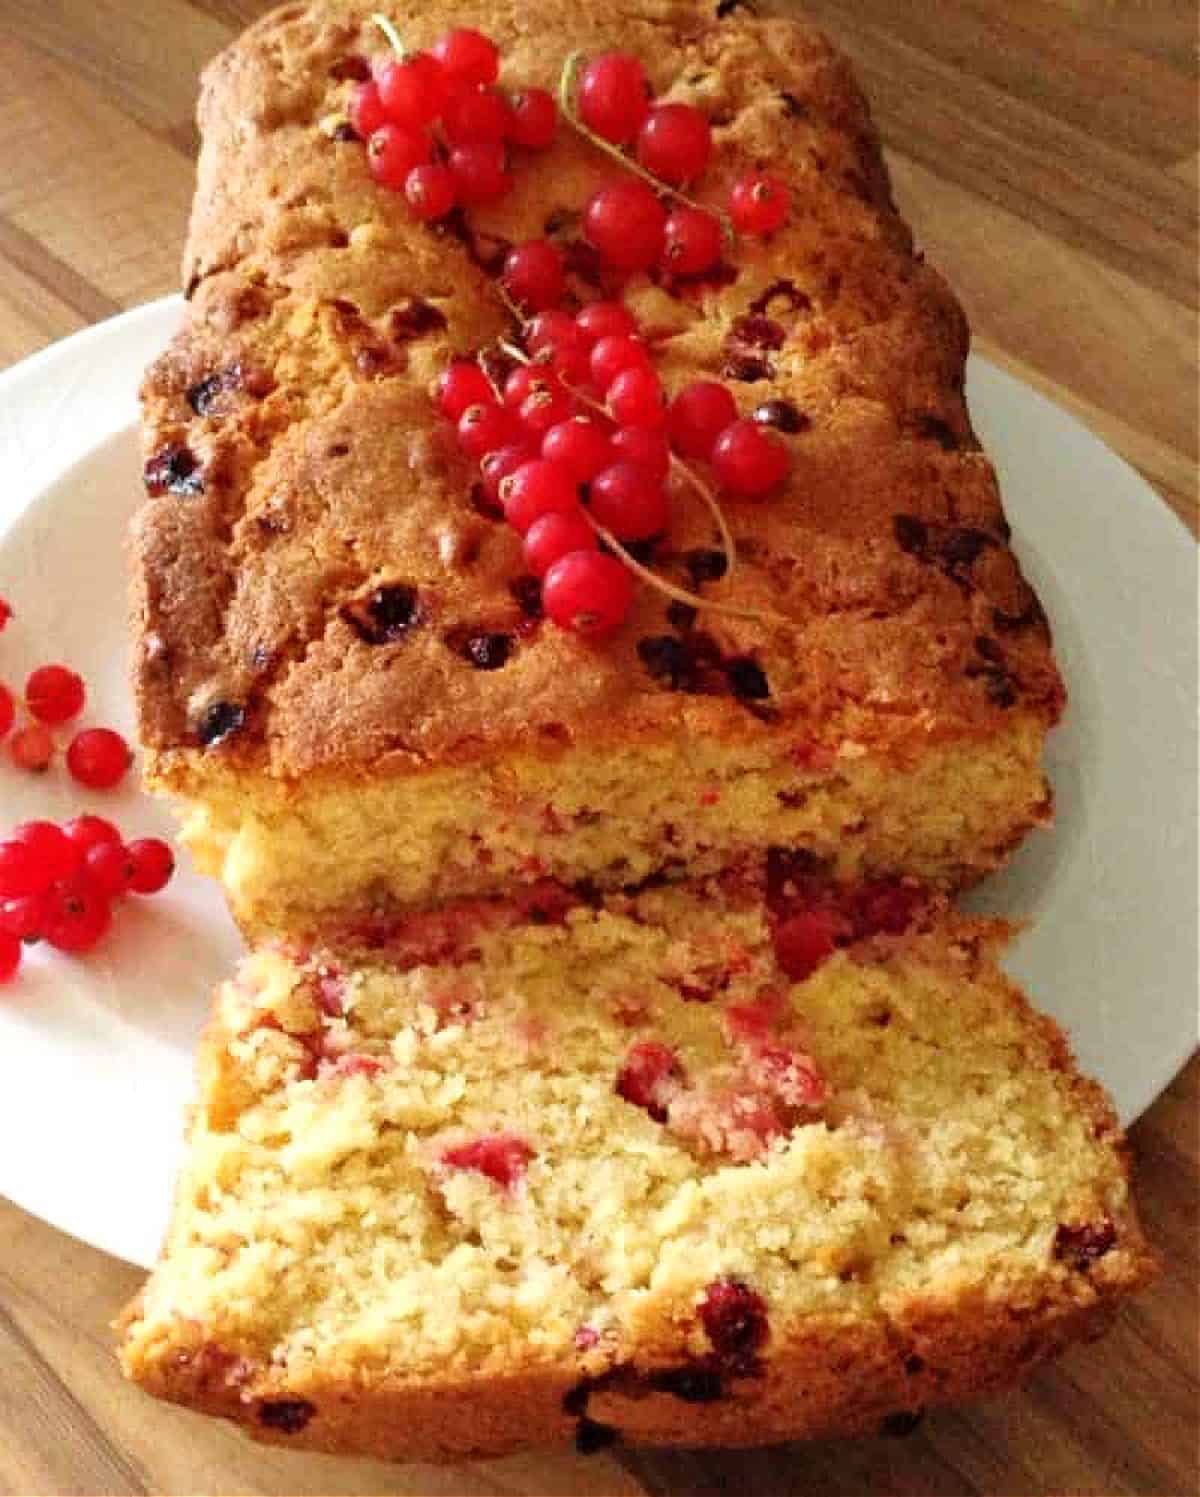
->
661, 206, 723, 276
575, 301, 637, 344
0, 683, 13, 740
607, 366, 666, 428
524, 510, 597, 577
442, 83, 512, 146
437, 359, 495, 420
126, 838, 175, 895
480, 441, 540, 503
503, 364, 555, 409
730, 172, 790, 236
577, 52, 650, 144
668, 380, 738, 461
584, 180, 667, 271
366, 123, 431, 190
501, 241, 565, 313
448, 142, 511, 204
0, 894, 47, 943
522, 308, 572, 350
62, 814, 122, 854
82, 841, 136, 899
404, 162, 457, 221
507, 88, 557, 149
42, 878, 112, 954
375, 52, 446, 128
9, 723, 53, 772
542, 417, 613, 482
609, 425, 670, 481
636, 103, 711, 185
0, 839, 50, 898
500, 459, 580, 534
543, 550, 635, 639
349, 79, 389, 139
457, 402, 519, 461
711, 418, 790, 497
65, 727, 132, 789
13, 821, 81, 883
589, 333, 651, 393
0, 931, 19, 982
25, 664, 85, 724
0, 598, 10, 630
431, 28, 500, 87
518, 385, 578, 438
589, 462, 669, 540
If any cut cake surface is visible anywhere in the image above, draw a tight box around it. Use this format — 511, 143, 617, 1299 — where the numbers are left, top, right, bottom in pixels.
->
119, 885, 1154, 1461
130, 0, 1064, 939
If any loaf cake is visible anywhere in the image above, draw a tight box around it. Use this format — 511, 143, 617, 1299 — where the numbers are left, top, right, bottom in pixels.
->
118, 882, 1154, 1460
130, 0, 1064, 943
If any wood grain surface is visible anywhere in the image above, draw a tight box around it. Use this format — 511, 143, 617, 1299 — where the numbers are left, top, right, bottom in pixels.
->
0, 2, 1195, 1493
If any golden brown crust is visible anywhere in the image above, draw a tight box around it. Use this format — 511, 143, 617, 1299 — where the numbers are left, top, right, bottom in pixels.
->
131, 0, 1062, 779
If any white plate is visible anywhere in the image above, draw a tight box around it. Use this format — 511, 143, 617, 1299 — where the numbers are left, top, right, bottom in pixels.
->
0, 297, 1194, 1270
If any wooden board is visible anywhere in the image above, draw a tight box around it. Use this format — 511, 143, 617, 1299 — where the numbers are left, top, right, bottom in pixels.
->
0, 2, 1195, 1492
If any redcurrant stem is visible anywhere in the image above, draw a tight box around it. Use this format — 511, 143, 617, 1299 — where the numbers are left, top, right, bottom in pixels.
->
370, 12, 406, 56
558, 51, 735, 246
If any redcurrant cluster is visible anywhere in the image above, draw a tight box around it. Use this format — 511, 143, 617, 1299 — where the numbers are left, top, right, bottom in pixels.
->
0, 816, 175, 979
349, 26, 555, 220
436, 290, 791, 637
0, 643, 132, 787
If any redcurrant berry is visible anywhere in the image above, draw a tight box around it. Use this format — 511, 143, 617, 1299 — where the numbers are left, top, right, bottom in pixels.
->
577, 53, 649, 144
589, 334, 651, 392
607, 366, 666, 428
589, 462, 670, 539
531, 339, 591, 388
518, 385, 578, 438
541, 417, 613, 482
9, 723, 53, 772
0, 840, 48, 898
0, 931, 19, 982
0, 598, 10, 630
500, 459, 580, 534
437, 360, 495, 421
507, 88, 557, 149
65, 727, 132, 789
480, 441, 540, 504
501, 241, 565, 313
523, 510, 597, 577
43, 878, 112, 954
636, 103, 711, 185
661, 207, 723, 276
448, 142, 511, 204
82, 841, 136, 899
711, 418, 790, 497
25, 664, 85, 724
0, 894, 47, 943
584, 180, 666, 271
543, 551, 634, 639
367, 123, 431, 190
667, 380, 738, 461
404, 162, 457, 221
575, 301, 638, 344
0, 683, 13, 740
13, 821, 81, 884
457, 402, 519, 461
442, 83, 512, 146
375, 51, 446, 129
609, 425, 670, 481
126, 838, 175, 895
526, 310, 580, 355
729, 172, 790, 236
349, 79, 389, 139
62, 815, 122, 855
503, 364, 556, 409
431, 28, 499, 87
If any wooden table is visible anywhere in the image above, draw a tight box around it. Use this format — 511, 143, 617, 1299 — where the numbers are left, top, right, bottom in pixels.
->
0, 3, 1194, 1493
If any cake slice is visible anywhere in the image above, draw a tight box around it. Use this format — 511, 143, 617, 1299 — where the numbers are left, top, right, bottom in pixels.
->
118, 882, 1154, 1460
131, 0, 1063, 944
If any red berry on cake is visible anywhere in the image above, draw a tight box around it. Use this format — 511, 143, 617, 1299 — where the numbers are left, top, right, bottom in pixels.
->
575, 301, 638, 344
430, 28, 500, 87
730, 172, 790, 236
403, 162, 457, 221
577, 52, 650, 144
583, 180, 666, 271
440, 1133, 534, 1188
542, 551, 635, 639
499, 459, 580, 534
447, 142, 511, 204
456, 402, 519, 461
589, 334, 651, 393
375, 52, 446, 129
523, 510, 597, 577
661, 207, 723, 277
711, 419, 790, 498
609, 425, 670, 481
366, 123, 431, 190
507, 88, 557, 149
500, 241, 566, 313
437, 359, 495, 421
667, 381, 738, 461
607, 366, 666, 428
348, 79, 389, 139
541, 417, 613, 482
635, 103, 711, 185
441, 84, 512, 146
588, 462, 669, 540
